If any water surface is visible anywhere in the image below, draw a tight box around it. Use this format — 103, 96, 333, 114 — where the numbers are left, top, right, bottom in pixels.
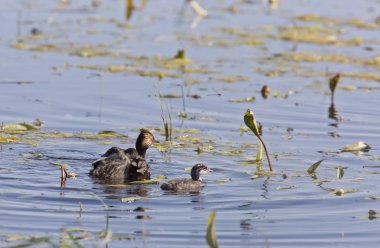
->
1, 0, 380, 247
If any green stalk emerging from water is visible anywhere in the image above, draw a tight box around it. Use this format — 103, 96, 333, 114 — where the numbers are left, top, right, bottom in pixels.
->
244, 109, 273, 171
329, 73, 340, 104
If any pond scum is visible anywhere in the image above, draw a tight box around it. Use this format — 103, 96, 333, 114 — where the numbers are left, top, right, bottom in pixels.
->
2, 0, 380, 247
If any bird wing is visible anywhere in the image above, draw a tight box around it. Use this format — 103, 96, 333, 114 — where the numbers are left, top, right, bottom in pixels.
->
90, 156, 131, 180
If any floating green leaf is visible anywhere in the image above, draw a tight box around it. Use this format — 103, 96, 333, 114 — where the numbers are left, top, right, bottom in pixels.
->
206, 210, 218, 248
307, 159, 324, 174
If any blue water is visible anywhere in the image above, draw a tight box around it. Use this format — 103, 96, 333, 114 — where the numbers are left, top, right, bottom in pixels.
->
0, 0, 380, 247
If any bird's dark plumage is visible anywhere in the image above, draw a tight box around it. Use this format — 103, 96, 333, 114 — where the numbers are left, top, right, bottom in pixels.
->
90, 129, 154, 182
160, 164, 210, 193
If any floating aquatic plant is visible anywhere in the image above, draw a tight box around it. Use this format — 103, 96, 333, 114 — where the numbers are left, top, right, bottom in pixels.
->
340, 141, 370, 152
1, 121, 40, 132
307, 159, 324, 175
244, 109, 273, 171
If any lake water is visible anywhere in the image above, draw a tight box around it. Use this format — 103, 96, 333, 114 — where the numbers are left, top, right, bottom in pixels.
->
1, 0, 380, 247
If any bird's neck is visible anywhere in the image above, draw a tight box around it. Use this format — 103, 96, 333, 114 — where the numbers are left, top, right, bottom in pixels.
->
191, 171, 201, 181
138, 148, 147, 159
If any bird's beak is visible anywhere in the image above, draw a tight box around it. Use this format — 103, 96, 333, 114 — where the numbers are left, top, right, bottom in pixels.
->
207, 168, 213, 173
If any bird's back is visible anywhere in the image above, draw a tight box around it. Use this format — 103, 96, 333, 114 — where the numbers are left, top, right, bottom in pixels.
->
160, 179, 203, 193
90, 153, 130, 181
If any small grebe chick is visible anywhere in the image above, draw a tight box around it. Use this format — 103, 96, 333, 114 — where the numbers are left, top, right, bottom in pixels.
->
160, 164, 211, 193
